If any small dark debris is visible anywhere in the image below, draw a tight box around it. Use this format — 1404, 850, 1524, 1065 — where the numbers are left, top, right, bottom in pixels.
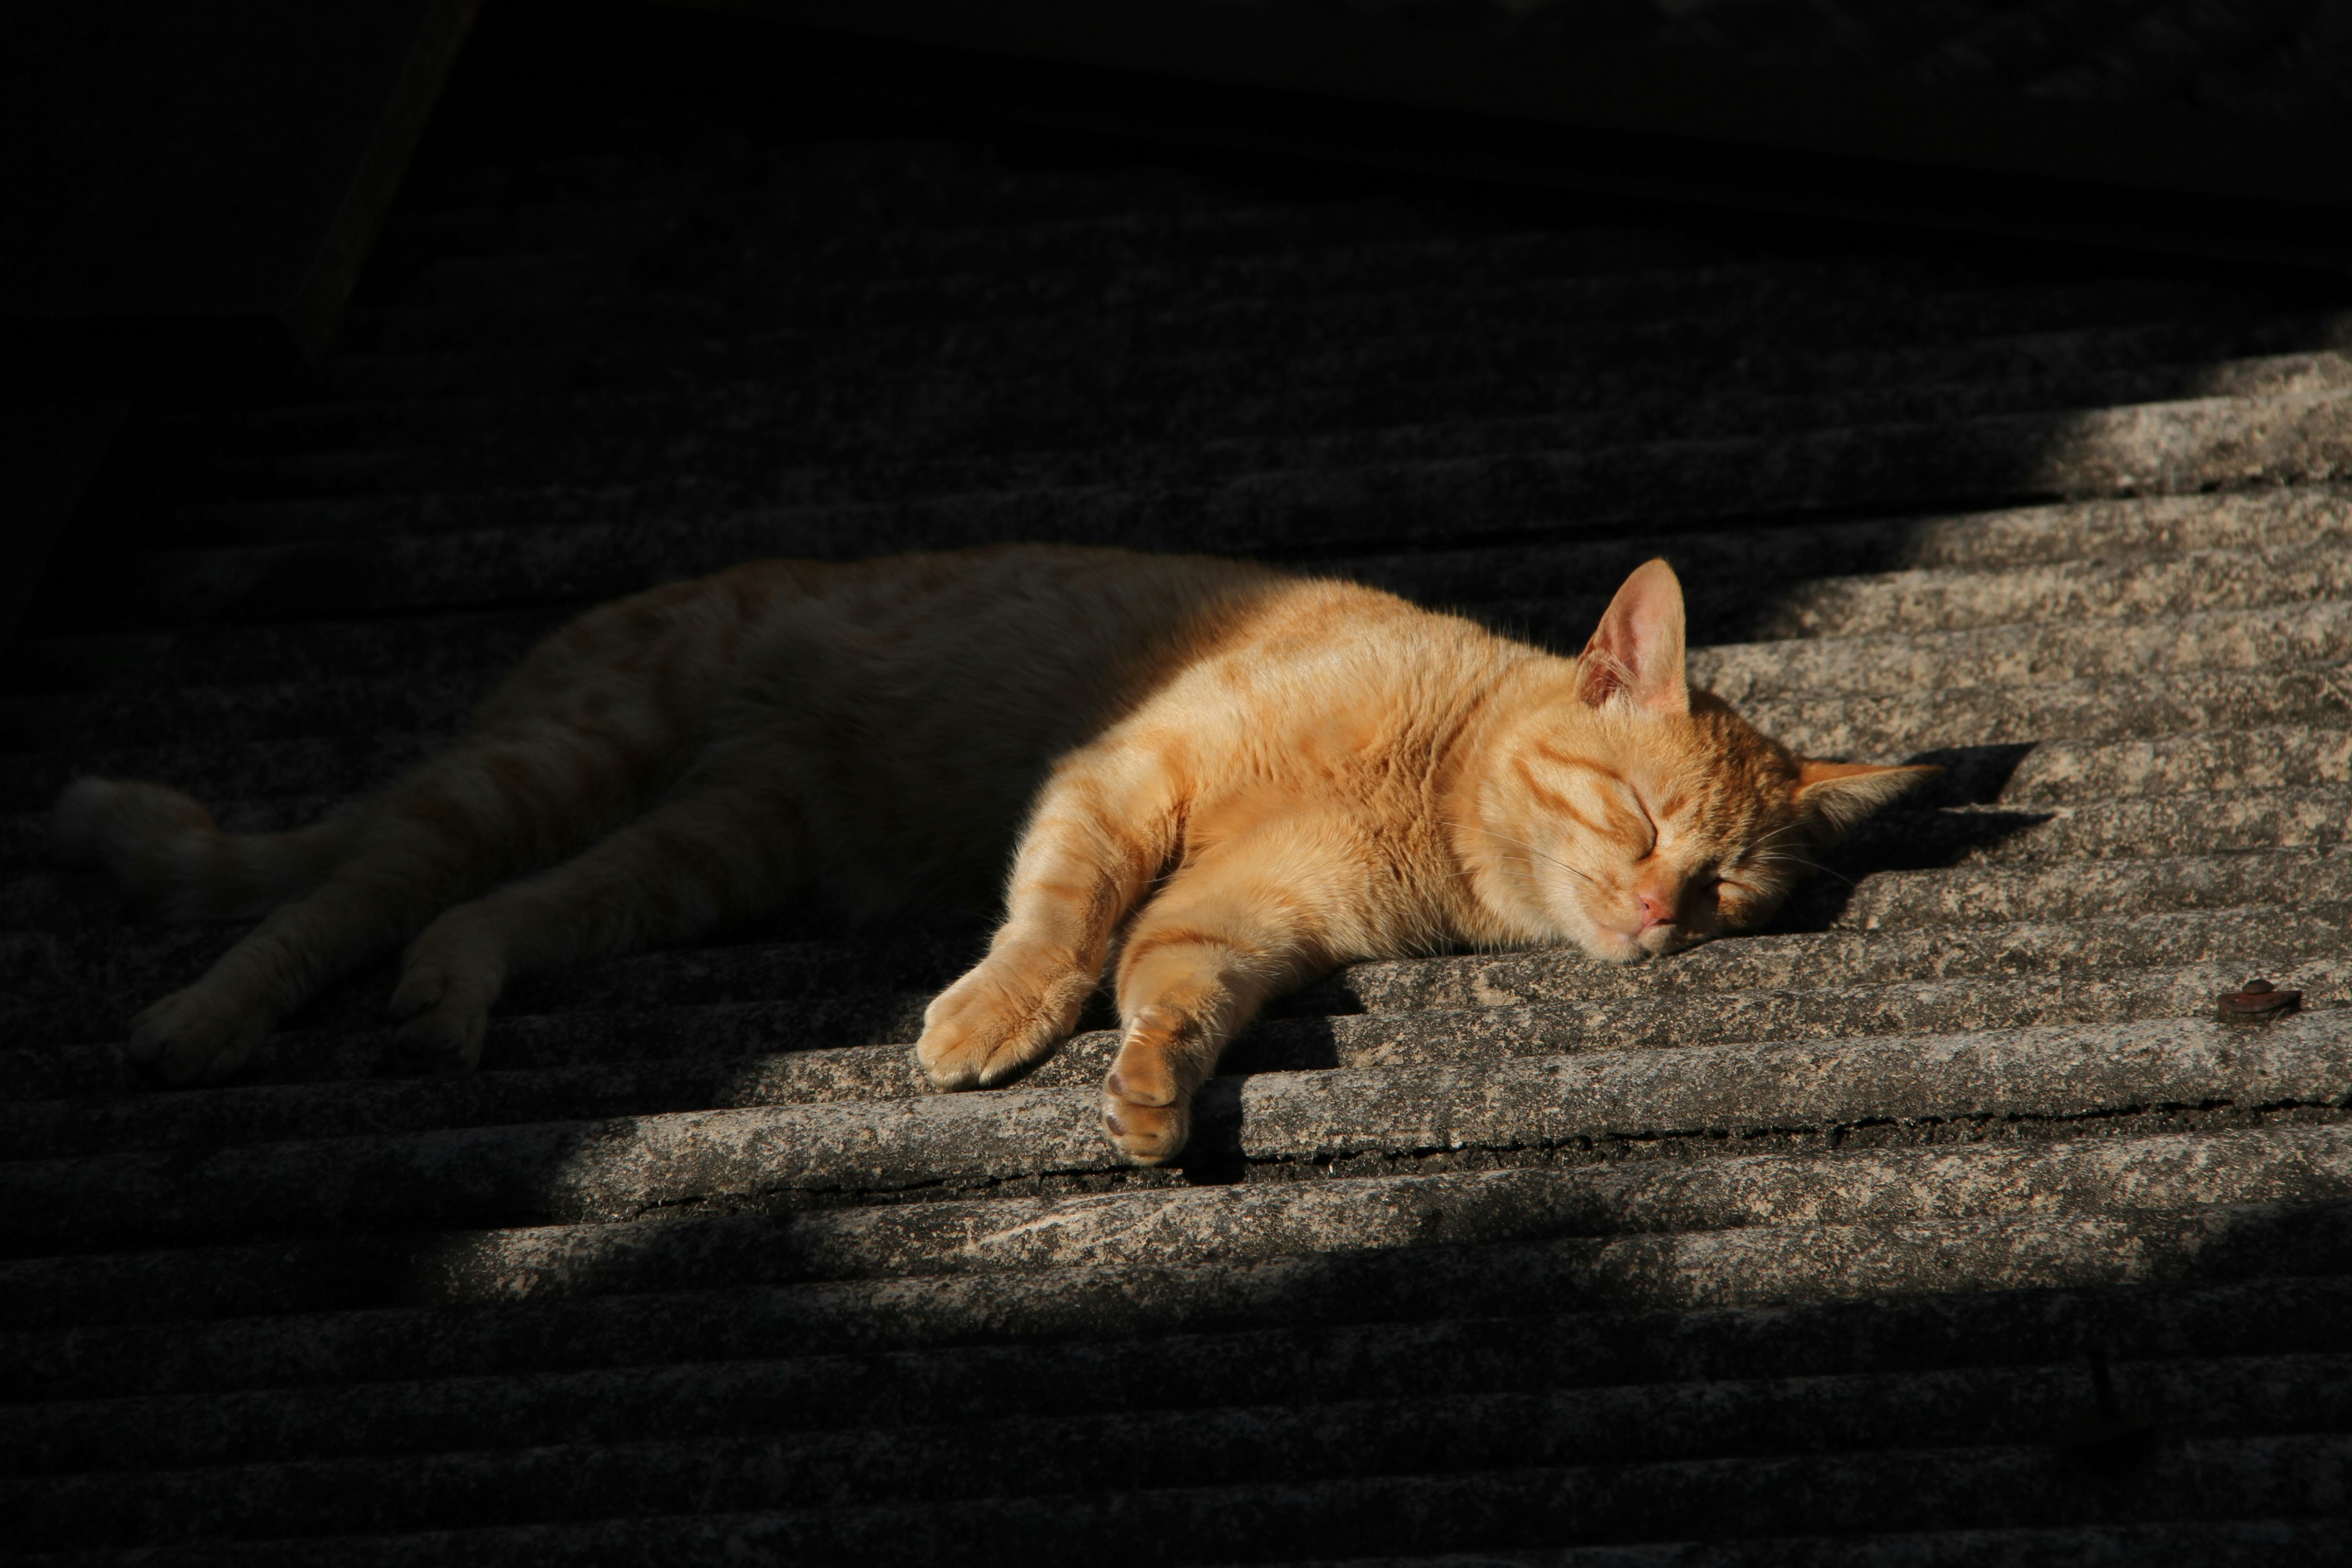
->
2219, 977, 2302, 1019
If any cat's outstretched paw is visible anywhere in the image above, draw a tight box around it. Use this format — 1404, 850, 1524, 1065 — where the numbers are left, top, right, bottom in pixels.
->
126, 984, 270, 1084
391, 913, 502, 1071
917, 953, 1092, 1090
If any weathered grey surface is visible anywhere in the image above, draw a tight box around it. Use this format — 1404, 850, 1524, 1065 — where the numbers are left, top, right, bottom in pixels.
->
5, 33, 2351, 1566
1246, 1520, 2352, 1568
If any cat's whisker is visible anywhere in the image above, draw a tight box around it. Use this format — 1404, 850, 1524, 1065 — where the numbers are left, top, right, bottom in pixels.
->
1440, 819, 1601, 887
1445, 849, 1535, 882
1746, 821, 1817, 856
1749, 850, 1853, 887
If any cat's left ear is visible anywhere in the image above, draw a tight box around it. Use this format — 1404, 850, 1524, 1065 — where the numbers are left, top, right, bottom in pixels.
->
1793, 760, 1942, 836
1578, 559, 1688, 715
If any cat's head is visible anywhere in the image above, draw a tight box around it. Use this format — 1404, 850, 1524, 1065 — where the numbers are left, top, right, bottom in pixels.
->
1467, 559, 1937, 963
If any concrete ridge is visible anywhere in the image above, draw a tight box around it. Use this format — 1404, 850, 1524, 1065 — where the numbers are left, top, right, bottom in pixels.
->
3, 1431, 2345, 1567
10, 1256, 2342, 1404
1322, 902, 2348, 1011
7, 1013, 2348, 1247
299, 295, 2310, 406
7, 839, 2342, 965
11, 675, 2347, 823
108, 392, 2352, 621
8, 1355, 2347, 1546
10, 1126, 2346, 1331
129, 480, 2352, 601
146, 346, 2352, 527
1738, 666, 2351, 754
329, 263, 2230, 380
11, 570, 2349, 761
1236, 1520, 2351, 1568
3, 932, 2341, 1138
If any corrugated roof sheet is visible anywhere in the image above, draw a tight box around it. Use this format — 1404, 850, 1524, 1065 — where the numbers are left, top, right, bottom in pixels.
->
5, 28, 2352, 1563
1390, 0, 2352, 122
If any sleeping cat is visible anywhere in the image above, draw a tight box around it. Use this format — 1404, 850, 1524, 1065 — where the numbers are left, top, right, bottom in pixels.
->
54, 546, 1931, 1164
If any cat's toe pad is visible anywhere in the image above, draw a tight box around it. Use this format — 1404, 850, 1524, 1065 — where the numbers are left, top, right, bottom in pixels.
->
390, 973, 494, 1071
127, 986, 267, 1084
1102, 1062, 1175, 1106
391, 913, 504, 1070
1100, 1084, 1188, 1165
389, 958, 455, 1018
1097, 1007, 1201, 1162
393, 1002, 487, 1071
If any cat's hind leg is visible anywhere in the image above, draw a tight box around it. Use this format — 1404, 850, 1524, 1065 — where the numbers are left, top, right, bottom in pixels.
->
77, 568, 793, 1082
387, 760, 811, 1067
99, 720, 679, 1082
1098, 819, 1350, 1164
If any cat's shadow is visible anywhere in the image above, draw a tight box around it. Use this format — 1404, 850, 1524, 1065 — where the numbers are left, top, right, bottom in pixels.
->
1769, 742, 2048, 932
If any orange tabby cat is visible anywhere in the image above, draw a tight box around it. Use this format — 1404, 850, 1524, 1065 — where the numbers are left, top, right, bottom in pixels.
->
54, 546, 1930, 1163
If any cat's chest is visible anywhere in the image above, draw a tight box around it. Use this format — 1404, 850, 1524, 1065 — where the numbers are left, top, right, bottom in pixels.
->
1183, 706, 1450, 847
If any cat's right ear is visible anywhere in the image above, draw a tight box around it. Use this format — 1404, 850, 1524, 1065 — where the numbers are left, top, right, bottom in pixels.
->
1578, 559, 1688, 715
1793, 760, 1941, 837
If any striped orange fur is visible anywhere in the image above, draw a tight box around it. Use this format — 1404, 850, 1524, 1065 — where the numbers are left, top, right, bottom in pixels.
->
54, 546, 1933, 1163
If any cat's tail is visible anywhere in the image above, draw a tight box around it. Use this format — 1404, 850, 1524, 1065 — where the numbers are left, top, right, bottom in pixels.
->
52, 778, 353, 920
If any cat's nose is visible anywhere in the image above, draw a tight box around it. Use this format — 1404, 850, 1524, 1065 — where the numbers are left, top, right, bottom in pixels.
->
1635, 888, 1678, 930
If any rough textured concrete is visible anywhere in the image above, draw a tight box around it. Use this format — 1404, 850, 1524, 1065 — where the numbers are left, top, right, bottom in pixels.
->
1247, 1520, 2352, 1567
7, 1126, 2346, 1335
6, 1435, 2349, 1567
6, 25, 2352, 1562
2, 904, 2339, 1152
7, 1013, 2350, 1247
10, 1356, 2349, 1546
10, 581, 2351, 761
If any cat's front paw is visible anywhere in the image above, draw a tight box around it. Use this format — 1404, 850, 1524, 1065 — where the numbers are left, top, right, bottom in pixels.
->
127, 984, 270, 1084
916, 953, 1092, 1090
391, 911, 503, 1071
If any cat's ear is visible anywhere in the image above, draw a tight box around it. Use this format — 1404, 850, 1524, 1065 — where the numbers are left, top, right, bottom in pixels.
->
1793, 760, 1941, 836
1578, 559, 1688, 714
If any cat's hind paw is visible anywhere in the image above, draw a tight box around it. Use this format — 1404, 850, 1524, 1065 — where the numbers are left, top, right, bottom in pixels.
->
1100, 1083, 1189, 1166
391, 915, 502, 1071
127, 984, 270, 1084
1099, 1006, 1203, 1164
916, 955, 1092, 1090
392, 996, 490, 1072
